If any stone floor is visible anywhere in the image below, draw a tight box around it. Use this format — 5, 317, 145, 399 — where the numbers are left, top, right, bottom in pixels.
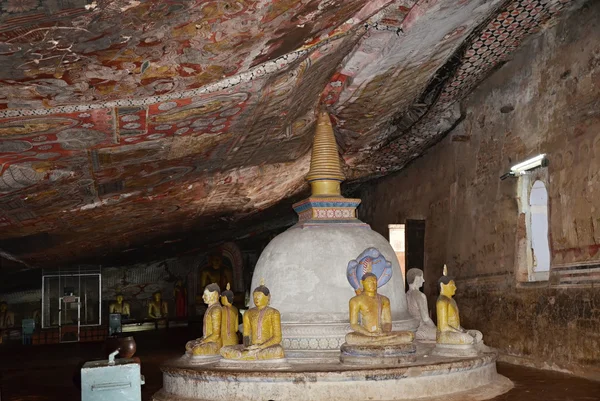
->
0, 327, 598, 401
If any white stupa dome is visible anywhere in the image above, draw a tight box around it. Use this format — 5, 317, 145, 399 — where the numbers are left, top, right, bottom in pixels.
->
250, 110, 418, 356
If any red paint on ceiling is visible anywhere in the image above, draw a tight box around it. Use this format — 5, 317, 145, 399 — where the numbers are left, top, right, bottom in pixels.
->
0, 0, 576, 267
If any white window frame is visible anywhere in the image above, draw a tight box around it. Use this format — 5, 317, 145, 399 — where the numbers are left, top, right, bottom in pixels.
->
515, 173, 550, 282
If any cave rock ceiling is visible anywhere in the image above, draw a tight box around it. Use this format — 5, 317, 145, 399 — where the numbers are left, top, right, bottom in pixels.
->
0, 0, 574, 267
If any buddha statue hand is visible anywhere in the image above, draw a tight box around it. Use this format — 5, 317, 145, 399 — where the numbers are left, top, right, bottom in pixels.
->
436, 329, 483, 345
186, 338, 221, 356
346, 330, 414, 346
220, 344, 285, 361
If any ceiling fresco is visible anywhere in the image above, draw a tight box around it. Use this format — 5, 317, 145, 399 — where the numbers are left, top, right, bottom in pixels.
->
0, 0, 576, 268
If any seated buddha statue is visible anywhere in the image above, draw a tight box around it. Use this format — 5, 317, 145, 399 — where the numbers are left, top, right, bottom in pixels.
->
109, 294, 131, 317
147, 291, 168, 319
186, 284, 223, 356
436, 265, 483, 345
220, 283, 239, 347
220, 282, 284, 361
200, 253, 233, 292
346, 273, 414, 346
406, 268, 436, 341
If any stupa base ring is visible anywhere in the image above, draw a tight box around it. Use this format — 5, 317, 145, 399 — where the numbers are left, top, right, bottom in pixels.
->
154, 348, 512, 401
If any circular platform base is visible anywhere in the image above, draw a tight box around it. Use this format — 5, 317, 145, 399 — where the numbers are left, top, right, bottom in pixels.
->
154, 345, 512, 401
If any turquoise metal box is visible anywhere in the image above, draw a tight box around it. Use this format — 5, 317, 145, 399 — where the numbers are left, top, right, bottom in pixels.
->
81, 355, 144, 401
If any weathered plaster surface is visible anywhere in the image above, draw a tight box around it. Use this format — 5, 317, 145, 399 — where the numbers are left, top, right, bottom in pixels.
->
359, 2, 600, 376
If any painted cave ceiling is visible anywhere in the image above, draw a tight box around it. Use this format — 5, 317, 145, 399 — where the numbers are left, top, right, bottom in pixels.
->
0, 0, 575, 269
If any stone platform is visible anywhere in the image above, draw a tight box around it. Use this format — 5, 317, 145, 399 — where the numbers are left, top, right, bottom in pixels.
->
153, 344, 512, 401
340, 342, 417, 365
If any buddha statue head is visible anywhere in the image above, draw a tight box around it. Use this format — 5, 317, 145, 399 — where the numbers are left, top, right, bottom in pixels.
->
209, 252, 223, 270
203, 283, 221, 305
361, 273, 378, 295
221, 283, 234, 307
438, 265, 456, 297
407, 268, 425, 290
153, 290, 163, 303
116, 294, 124, 305
253, 282, 270, 309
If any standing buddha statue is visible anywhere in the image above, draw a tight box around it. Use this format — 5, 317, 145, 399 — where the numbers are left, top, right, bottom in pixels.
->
436, 265, 483, 345
220, 281, 284, 361
186, 284, 223, 356
220, 283, 239, 347
174, 279, 187, 318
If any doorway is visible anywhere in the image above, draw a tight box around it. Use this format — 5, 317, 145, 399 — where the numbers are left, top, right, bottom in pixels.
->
405, 219, 426, 289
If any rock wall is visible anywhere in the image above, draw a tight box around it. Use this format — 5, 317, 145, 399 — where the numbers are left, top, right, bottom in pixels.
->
358, 2, 600, 378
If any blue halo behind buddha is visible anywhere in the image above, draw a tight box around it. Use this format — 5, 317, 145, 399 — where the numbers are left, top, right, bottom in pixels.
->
346, 247, 393, 292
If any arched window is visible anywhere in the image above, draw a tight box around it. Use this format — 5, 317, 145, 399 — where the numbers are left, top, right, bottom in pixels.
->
529, 180, 550, 274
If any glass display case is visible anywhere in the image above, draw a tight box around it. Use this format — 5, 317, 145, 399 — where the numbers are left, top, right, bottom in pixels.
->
42, 267, 102, 336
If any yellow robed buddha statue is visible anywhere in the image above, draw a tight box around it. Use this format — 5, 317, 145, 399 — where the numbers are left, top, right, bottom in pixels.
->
220, 283, 239, 347
186, 283, 223, 356
436, 265, 483, 345
147, 291, 168, 319
346, 273, 414, 346
109, 294, 131, 317
220, 281, 284, 361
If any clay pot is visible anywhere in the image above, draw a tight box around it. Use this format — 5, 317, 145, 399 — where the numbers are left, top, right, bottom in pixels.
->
105, 335, 136, 359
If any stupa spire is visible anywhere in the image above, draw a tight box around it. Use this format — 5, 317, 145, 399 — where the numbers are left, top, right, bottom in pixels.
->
305, 109, 345, 197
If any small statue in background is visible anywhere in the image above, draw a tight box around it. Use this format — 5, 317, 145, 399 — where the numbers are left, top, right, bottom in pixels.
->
148, 291, 168, 319
436, 265, 483, 345
406, 268, 436, 341
0, 301, 15, 344
109, 294, 131, 317
345, 273, 414, 346
200, 252, 233, 292
186, 284, 222, 356
0, 301, 14, 329
220, 283, 239, 347
174, 279, 187, 318
220, 281, 284, 361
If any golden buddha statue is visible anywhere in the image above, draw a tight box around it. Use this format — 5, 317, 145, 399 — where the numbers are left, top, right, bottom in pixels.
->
220, 282, 284, 361
200, 252, 234, 292
220, 283, 239, 347
147, 291, 169, 319
186, 283, 223, 356
436, 265, 483, 345
109, 294, 131, 317
346, 273, 414, 346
